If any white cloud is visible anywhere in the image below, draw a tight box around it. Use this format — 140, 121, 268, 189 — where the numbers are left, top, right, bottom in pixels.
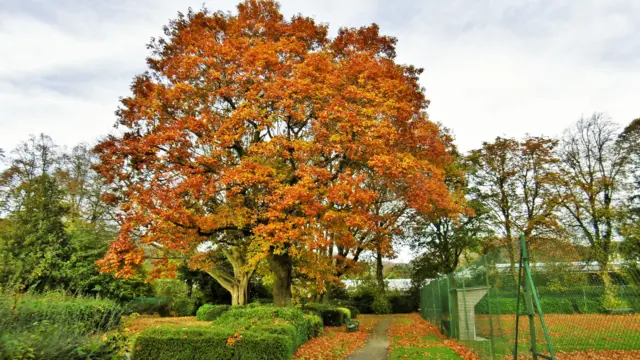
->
1, 0, 638, 157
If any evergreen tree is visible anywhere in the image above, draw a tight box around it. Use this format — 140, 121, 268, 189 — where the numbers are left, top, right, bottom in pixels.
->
1, 174, 70, 291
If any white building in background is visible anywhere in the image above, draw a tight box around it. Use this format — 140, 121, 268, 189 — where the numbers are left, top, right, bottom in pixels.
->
342, 279, 412, 291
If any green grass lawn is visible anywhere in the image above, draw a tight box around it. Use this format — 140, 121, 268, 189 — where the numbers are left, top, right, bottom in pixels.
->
390, 344, 462, 360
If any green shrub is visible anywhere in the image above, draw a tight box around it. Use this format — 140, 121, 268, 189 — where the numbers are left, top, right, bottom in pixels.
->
348, 290, 376, 314
475, 297, 523, 314
125, 297, 170, 316
304, 314, 324, 339
302, 303, 345, 326
372, 294, 391, 314
133, 326, 293, 360
539, 298, 575, 314
14, 296, 122, 334
0, 293, 124, 360
475, 296, 611, 314
318, 308, 344, 326
0, 324, 118, 360
388, 294, 417, 313
196, 304, 231, 321
337, 307, 351, 319
217, 306, 308, 350
168, 297, 198, 316
344, 305, 359, 319
247, 298, 273, 307
576, 299, 604, 314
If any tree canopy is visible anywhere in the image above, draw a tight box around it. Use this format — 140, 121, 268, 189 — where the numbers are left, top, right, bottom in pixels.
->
94, 0, 459, 305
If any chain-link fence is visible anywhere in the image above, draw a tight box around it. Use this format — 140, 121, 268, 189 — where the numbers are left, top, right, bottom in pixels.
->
420, 237, 640, 359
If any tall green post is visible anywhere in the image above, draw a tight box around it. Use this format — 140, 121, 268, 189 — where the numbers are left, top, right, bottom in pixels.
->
483, 256, 496, 360
513, 234, 556, 360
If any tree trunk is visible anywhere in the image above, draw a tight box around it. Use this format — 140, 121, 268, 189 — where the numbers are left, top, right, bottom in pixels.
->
268, 251, 293, 307
186, 278, 193, 298
376, 246, 385, 291
230, 275, 249, 306
207, 269, 251, 306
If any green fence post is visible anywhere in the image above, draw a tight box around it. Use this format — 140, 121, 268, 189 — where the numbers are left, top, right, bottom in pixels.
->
461, 275, 471, 342
514, 248, 524, 360
484, 256, 496, 360
431, 283, 437, 323
446, 274, 455, 339
521, 234, 556, 360
522, 236, 538, 359
435, 278, 441, 331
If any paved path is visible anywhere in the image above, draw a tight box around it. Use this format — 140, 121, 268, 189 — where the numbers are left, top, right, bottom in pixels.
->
346, 317, 392, 360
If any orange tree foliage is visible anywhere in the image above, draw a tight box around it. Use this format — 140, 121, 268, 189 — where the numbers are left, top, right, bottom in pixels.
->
94, 0, 459, 305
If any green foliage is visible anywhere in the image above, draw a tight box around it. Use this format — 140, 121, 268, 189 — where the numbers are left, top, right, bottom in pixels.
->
131, 305, 320, 360
475, 297, 525, 314
539, 298, 575, 313
152, 279, 200, 317
124, 297, 170, 316
169, 297, 198, 316
474, 295, 632, 314
388, 293, 417, 313
344, 305, 359, 319
64, 221, 152, 301
372, 294, 392, 314
217, 306, 308, 350
13, 293, 123, 333
0, 139, 150, 300
0, 292, 124, 360
602, 293, 631, 310
345, 280, 377, 314
336, 307, 351, 319
133, 326, 293, 360
196, 304, 231, 321
303, 314, 324, 338
1, 174, 70, 291
302, 303, 345, 326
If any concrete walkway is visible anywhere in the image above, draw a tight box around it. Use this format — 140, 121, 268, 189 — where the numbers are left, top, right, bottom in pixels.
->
346, 318, 392, 360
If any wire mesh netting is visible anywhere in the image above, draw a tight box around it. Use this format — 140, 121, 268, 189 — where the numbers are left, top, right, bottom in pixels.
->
419, 239, 640, 359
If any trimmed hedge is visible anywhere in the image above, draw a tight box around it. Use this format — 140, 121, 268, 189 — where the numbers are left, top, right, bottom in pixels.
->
303, 303, 345, 326
217, 306, 308, 350
475, 296, 623, 314
125, 297, 170, 316
169, 297, 198, 316
345, 305, 359, 319
304, 314, 324, 338
475, 297, 525, 314
196, 304, 231, 321
133, 326, 293, 360
14, 297, 122, 334
337, 307, 351, 320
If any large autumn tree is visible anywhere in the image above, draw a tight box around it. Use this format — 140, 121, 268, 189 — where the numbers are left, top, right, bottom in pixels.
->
95, 0, 457, 306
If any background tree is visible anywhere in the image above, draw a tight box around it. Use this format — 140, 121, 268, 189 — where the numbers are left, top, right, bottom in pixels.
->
407, 145, 490, 287
0, 135, 151, 298
0, 134, 59, 213
466, 135, 562, 277
0, 173, 69, 291
556, 113, 632, 305
618, 118, 640, 265
95, 0, 457, 306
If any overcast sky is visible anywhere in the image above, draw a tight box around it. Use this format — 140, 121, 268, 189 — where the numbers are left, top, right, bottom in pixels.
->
1, 0, 639, 155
